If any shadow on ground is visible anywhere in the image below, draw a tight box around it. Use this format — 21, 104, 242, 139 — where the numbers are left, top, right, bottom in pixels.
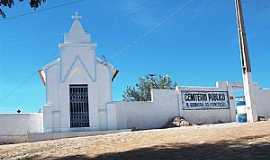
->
39, 135, 270, 160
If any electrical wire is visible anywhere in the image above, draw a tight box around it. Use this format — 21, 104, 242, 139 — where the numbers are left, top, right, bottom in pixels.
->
109, 0, 195, 61
0, 0, 87, 21
0, 0, 88, 108
0, 0, 208, 109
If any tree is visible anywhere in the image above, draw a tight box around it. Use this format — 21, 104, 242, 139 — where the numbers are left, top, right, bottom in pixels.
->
123, 74, 177, 101
0, 0, 46, 18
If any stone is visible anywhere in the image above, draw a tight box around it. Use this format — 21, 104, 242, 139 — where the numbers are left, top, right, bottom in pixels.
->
165, 116, 192, 128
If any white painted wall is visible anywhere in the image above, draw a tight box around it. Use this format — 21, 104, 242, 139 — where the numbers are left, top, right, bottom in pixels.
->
252, 84, 270, 119
108, 90, 179, 130
180, 110, 232, 124
108, 83, 236, 130
179, 82, 236, 124
0, 113, 43, 136
233, 84, 270, 120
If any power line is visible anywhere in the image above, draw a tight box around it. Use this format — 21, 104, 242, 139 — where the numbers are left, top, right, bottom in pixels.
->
0, 0, 195, 104
0, 0, 87, 21
109, 0, 195, 61
0, 72, 37, 104
0, 0, 88, 106
0, 0, 208, 107
0, 51, 58, 106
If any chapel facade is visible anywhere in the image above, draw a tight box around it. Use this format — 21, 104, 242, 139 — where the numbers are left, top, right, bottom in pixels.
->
39, 13, 118, 132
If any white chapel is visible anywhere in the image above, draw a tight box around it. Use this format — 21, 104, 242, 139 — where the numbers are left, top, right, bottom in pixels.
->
39, 13, 118, 132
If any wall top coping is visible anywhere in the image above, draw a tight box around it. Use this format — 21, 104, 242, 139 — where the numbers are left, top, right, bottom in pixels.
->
0, 113, 43, 116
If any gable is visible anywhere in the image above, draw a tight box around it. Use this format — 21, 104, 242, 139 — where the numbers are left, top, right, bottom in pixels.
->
61, 55, 96, 83
39, 57, 118, 85
39, 13, 118, 86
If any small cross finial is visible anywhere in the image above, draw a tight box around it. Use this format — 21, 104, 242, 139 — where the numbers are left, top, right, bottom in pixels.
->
72, 12, 81, 20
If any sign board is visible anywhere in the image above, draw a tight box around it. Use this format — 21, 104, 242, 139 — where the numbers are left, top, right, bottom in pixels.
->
181, 90, 230, 110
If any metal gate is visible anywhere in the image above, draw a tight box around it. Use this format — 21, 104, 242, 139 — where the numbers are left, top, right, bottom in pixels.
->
70, 84, 90, 128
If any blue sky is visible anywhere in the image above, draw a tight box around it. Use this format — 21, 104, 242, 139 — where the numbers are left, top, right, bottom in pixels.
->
0, 0, 269, 113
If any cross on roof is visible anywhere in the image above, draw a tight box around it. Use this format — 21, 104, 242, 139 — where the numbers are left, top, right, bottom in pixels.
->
72, 12, 81, 20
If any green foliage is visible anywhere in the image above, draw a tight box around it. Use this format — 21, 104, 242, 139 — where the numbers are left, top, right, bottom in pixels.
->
0, 0, 46, 18
123, 74, 177, 102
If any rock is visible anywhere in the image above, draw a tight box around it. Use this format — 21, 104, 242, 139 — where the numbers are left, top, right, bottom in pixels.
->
165, 116, 192, 128
258, 116, 266, 121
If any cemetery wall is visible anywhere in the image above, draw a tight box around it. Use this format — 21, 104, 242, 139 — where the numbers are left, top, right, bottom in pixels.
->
107, 83, 236, 130
252, 84, 270, 119
0, 113, 43, 136
107, 90, 179, 130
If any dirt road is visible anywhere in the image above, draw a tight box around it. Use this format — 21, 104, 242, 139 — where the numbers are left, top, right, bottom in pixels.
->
1, 122, 270, 160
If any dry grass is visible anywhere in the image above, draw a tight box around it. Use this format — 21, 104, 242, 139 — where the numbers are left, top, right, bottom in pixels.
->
1, 122, 270, 160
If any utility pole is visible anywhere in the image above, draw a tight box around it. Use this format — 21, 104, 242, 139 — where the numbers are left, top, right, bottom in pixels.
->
235, 0, 257, 122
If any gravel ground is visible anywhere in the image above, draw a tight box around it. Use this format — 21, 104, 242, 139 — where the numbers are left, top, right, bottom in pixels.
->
1, 121, 270, 160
